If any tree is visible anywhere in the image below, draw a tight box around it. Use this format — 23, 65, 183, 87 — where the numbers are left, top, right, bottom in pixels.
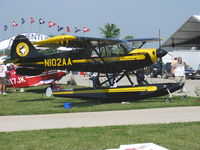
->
99, 23, 120, 38
124, 35, 134, 39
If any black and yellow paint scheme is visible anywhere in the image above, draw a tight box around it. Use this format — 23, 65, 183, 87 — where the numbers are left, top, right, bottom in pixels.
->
52, 83, 184, 101
6, 35, 183, 101
9, 35, 167, 75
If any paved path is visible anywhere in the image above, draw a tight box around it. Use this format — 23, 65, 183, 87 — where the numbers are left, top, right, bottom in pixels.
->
0, 106, 200, 132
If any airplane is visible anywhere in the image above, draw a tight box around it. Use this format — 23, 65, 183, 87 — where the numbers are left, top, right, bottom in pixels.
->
1, 56, 66, 90
7, 68, 66, 89
5, 64, 66, 89
6, 35, 183, 102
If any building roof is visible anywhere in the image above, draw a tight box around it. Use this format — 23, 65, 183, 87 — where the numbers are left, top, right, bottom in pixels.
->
162, 15, 200, 47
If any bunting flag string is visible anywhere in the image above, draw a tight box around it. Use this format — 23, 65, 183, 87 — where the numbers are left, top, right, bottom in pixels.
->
57, 26, 64, 32
31, 17, 35, 24
75, 27, 81, 33
66, 26, 70, 32
48, 21, 56, 28
21, 18, 25, 24
12, 21, 18, 27
39, 18, 45, 24
3, 25, 8, 31
83, 27, 90, 32
2, 17, 91, 34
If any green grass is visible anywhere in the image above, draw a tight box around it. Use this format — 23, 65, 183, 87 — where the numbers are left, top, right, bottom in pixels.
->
0, 122, 199, 150
0, 85, 200, 116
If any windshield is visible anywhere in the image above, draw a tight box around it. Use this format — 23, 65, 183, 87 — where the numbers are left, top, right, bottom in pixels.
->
90, 40, 136, 57
120, 40, 136, 52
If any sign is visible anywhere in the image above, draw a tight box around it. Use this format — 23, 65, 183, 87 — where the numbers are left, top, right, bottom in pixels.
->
105, 143, 168, 150
0, 33, 49, 50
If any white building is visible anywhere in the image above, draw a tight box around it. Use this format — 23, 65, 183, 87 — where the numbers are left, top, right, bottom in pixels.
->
162, 15, 200, 70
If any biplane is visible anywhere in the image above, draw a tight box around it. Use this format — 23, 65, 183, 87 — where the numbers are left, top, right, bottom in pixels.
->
6, 35, 183, 101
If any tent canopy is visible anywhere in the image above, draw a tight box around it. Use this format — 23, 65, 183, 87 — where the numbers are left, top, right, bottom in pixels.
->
163, 15, 200, 47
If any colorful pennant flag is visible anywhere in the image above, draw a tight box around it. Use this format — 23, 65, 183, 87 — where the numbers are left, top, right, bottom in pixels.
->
39, 18, 45, 24
66, 26, 70, 32
31, 17, 35, 24
3, 25, 8, 31
21, 18, 25, 24
12, 21, 18, 27
75, 27, 81, 33
57, 26, 64, 32
48, 21, 56, 28
83, 27, 90, 32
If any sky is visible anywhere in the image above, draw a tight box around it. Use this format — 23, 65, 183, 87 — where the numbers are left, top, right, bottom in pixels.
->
1, 0, 200, 47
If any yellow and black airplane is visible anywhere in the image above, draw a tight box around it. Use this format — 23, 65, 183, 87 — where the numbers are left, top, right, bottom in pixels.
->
7, 35, 183, 101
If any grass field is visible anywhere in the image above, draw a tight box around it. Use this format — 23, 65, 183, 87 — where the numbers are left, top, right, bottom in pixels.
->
0, 122, 199, 150
1, 86, 200, 150
0, 85, 200, 116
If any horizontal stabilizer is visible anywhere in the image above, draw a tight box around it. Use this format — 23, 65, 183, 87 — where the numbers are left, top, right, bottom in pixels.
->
16, 67, 44, 76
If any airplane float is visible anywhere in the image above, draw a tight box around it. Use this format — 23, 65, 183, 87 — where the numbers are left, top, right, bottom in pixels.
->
6, 35, 183, 102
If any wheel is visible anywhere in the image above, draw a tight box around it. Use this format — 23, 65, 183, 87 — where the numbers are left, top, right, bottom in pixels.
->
166, 98, 172, 102
181, 95, 187, 99
150, 72, 156, 78
163, 73, 168, 79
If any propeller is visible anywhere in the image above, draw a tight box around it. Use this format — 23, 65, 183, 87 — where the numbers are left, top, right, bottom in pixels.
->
158, 29, 164, 76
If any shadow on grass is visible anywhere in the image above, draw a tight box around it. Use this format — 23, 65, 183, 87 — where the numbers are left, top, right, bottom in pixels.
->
26, 89, 47, 94
17, 98, 54, 102
53, 98, 104, 108
136, 97, 167, 103
53, 105, 64, 108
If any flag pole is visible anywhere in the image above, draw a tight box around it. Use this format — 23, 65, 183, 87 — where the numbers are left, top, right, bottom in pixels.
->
39, 24, 41, 33
3, 29, 5, 41
21, 24, 23, 34
30, 23, 32, 33
12, 26, 14, 36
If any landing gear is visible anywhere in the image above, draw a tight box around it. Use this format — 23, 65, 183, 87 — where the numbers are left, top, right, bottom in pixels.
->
181, 95, 187, 99
166, 88, 173, 102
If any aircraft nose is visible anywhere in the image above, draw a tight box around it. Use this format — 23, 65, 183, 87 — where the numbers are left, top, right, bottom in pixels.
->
156, 48, 168, 58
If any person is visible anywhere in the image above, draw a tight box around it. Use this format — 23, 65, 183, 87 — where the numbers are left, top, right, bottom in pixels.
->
0, 61, 8, 94
136, 68, 145, 85
173, 57, 188, 96
108, 73, 116, 87
173, 57, 188, 83
91, 72, 100, 89
171, 57, 177, 75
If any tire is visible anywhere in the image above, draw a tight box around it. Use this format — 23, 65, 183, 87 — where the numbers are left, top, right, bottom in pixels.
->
150, 72, 155, 78
163, 73, 168, 79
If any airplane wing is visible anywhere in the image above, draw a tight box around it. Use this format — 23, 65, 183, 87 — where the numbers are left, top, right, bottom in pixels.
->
126, 38, 162, 43
33, 35, 122, 48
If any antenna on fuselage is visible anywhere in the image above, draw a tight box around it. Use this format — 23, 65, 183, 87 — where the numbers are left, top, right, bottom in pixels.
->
158, 29, 161, 48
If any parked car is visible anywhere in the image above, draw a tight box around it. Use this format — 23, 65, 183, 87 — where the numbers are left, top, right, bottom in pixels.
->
145, 61, 163, 78
163, 62, 174, 79
185, 66, 196, 79
196, 64, 200, 79
163, 62, 196, 79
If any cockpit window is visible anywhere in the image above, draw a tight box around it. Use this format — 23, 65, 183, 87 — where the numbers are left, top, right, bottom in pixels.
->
120, 40, 135, 52
90, 40, 136, 57
98, 43, 126, 56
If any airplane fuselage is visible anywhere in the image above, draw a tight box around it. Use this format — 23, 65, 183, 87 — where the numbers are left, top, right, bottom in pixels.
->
15, 48, 158, 73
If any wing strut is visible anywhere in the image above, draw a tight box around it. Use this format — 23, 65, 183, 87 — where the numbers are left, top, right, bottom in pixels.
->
138, 41, 146, 48
131, 71, 149, 85
89, 42, 114, 86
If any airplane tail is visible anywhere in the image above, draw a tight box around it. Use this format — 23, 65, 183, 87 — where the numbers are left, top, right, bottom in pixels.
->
9, 35, 45, 75
10, 35, 43, 59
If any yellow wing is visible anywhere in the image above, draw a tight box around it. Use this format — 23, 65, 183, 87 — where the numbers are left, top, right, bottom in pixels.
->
32, 35, 76, 47
32, 35, 122, 48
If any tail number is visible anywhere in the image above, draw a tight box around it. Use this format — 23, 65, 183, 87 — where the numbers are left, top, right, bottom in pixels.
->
9, 77, 26, 85
44, 58, 72, 67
